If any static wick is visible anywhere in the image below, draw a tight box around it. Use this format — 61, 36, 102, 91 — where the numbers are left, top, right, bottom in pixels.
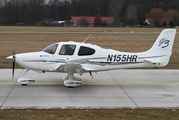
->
83, 34, 92, 43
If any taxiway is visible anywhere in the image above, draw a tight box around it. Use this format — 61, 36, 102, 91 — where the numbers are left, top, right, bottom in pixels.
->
0, 69, 179, 109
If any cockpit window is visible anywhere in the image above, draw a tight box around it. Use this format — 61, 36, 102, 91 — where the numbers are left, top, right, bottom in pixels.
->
59, 44, 76, 55
78, 46, 95, 56
42, 44, 58, 54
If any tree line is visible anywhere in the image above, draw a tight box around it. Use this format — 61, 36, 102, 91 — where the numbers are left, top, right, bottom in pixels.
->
0, 0, 179, 27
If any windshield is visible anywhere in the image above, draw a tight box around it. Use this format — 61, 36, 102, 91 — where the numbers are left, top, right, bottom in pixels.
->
42, 44, 58, 54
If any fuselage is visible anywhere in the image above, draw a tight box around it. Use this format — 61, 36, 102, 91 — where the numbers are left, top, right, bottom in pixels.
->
7, 41, 164, 73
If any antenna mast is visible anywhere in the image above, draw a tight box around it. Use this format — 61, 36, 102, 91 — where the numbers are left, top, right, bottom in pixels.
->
83, 34, 92, 43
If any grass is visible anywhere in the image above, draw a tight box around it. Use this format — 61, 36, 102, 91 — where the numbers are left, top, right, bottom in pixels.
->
0, 109, 179, 120
0, 26, 167, 32
0, 26, 179, 68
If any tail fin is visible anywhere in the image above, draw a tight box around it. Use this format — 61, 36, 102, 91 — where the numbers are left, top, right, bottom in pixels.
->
144, 29, 176, 67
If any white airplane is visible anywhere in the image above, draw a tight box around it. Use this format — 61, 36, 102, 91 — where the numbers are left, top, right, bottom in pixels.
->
7, 29, 176, 87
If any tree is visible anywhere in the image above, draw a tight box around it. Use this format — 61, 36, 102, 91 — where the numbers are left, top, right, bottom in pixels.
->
71, 0, 78, 15
146, 8, 166, 27
48, 0, 62, 21
125, 5, 138, 26
1, 0, 179, 27
78, 18, 89, 27
108, 0, 123, 27
27, 0, 46, 25
136, 5, 146, 26
162, 21, 166, 27
168, 0, 179, 12
93, 14, 102, 27
166, 9, 179, 26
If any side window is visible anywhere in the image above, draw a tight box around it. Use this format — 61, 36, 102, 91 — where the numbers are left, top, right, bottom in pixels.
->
42, 44, 58, 54
78, 46, 95, 56
59, 44, 76, 55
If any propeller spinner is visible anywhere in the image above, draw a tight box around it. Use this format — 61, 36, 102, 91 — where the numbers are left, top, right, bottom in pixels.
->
12, 48, 16, 79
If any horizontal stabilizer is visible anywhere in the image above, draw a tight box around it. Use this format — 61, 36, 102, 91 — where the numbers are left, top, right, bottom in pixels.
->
144, 59, 162, 64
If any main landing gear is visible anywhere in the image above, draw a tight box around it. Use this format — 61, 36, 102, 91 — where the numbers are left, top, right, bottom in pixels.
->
63, 73, 84, 88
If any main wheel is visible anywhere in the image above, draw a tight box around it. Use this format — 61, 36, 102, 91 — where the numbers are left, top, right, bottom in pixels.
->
68, 86, 74, 88
21, 84, 27, 86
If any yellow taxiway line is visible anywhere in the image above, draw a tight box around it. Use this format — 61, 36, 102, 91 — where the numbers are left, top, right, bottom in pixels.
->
0, 83, 179, 85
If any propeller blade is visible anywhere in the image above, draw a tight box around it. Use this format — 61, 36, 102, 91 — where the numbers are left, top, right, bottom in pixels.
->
12, 61, 15, 79
12, 48, 16, 79
13, 47, 15, 57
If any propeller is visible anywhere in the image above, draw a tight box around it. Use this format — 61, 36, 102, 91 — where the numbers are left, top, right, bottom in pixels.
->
12, 48, 16, 79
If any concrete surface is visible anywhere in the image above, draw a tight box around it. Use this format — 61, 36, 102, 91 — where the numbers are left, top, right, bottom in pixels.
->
0, 69, 179, 109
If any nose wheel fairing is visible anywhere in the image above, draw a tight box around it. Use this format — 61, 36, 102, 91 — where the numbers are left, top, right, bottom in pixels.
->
17, 77, 35, 85
17, 69, 35, 86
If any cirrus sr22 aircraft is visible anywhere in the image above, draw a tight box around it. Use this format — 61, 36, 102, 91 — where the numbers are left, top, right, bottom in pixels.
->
7, 29, 177, 87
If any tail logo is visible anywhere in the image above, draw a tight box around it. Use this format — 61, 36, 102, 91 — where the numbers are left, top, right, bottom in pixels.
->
159, 38, 170, 48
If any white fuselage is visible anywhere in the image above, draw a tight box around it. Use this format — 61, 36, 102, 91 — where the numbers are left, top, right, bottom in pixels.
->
13, 42, 164, 73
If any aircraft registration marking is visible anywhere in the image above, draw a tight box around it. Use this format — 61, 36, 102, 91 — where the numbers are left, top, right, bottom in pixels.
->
107, 55, 138, 62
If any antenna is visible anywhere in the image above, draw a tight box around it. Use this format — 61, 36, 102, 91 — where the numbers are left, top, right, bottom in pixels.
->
83, 34, 92, 43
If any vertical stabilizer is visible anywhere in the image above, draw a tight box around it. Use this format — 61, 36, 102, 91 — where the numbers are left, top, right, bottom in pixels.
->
145, 29, 176, 67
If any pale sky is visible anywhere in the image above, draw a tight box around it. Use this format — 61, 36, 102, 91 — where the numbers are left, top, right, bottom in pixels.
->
46, 0, 71, 3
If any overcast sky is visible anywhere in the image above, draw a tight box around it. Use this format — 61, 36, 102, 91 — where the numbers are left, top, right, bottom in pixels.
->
46, 0, 71, 3
45, 0, 71, 4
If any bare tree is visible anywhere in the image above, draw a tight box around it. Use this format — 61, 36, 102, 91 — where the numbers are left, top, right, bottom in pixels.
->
96, 0, 101, 15
125, 5, 138, 26
48, 0, 62, 20
0, 0, 3, 23
27, 0, 46, 24
108, 0, 123, 27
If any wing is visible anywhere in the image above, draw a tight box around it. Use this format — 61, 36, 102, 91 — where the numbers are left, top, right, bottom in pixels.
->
56, 63, 95, 76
